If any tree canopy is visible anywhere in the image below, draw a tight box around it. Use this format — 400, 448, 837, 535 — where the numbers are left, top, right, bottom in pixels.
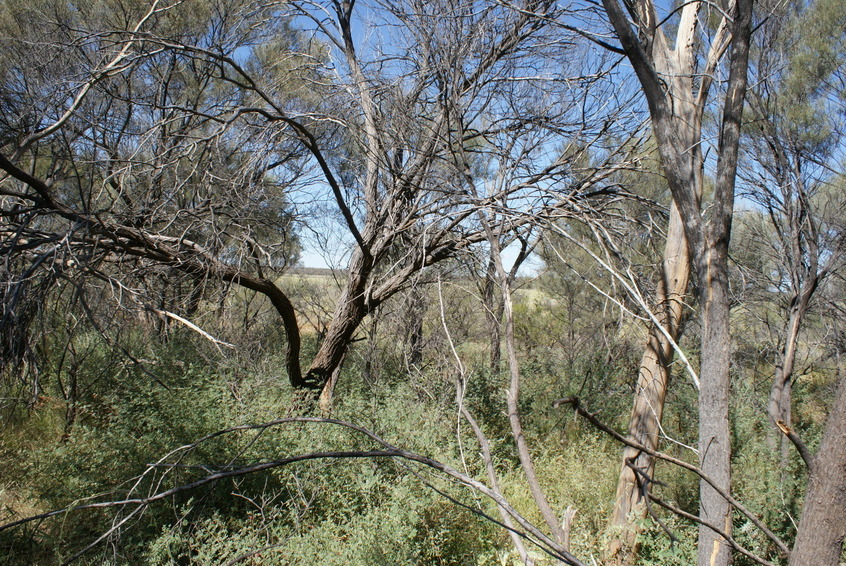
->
1, 1, 844, 565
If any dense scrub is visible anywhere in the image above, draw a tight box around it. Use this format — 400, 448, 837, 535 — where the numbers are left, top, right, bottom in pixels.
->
1, 271, 836, 565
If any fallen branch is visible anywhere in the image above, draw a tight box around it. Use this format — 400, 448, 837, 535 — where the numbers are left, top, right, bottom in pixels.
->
0, 417, 586, 566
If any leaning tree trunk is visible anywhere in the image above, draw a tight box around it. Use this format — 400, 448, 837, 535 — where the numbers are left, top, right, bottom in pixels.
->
607, 203, 690, 563
311, 294, 367, 409
310, 285, 368, 387
788, 369, 846, 566
310, 247, 375, 406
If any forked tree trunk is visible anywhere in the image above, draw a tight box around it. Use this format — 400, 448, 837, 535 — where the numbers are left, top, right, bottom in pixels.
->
600, 1, 705, 560
600, 1, 753, 564
768, 276, 817, 463
607, 203, 690, 563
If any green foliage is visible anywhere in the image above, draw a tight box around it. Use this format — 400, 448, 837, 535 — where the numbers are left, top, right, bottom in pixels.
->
2, 252, 841, 566
755, 0, 846, 152
1, 336, 513, 565
634, 515, 697, 565
1, 285, 841, 565
784, 0, 846, 105
2, 0, 845, 563
1, 221, 841, 566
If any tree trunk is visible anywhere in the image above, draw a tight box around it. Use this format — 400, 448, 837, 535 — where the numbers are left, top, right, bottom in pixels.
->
768, 275, 817, 462
789, 371, 846, 566
599, 1, 705, 558
696, 9, 752, 561
501, 266, 567, 548
405, 284, 426, 369
312, 248, 373, 400
696, 246, 734, 566
767, 302, 802, 451
607, 203, 690, 563
483, 257, 503, 375
310, 289, 367, 390
318, 356, 346, 413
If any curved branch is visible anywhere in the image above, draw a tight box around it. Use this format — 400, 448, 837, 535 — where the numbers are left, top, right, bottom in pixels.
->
646, 490, 778, 566
0, 417, 586, 566
553, 397, 790, 556
1, 152, 308, 387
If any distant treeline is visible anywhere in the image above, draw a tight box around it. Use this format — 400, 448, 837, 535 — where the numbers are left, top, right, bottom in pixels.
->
287, 266, 346, 277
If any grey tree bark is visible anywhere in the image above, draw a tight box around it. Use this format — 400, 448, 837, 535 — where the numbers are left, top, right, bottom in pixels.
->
599, 1, 754, 564
788, 371, 846, 566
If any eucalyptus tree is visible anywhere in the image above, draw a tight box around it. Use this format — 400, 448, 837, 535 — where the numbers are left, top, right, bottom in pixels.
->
597, 1, 754, 564
605, 147, 693, 564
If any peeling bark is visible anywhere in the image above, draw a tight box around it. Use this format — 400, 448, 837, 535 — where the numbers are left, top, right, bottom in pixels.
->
599, 1, 753, 564
608, 203, 690, 562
